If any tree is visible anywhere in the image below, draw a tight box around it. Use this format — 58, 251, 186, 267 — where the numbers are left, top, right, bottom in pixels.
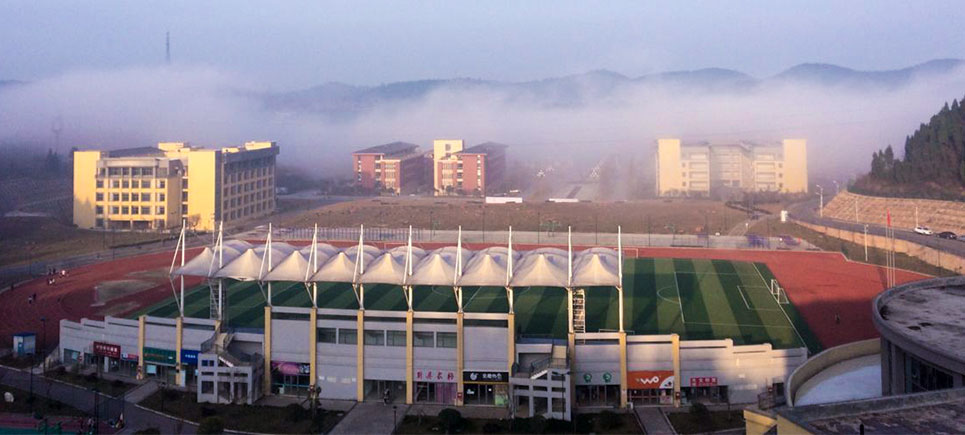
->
197, 416, 224, 434
437, 408, 464, 434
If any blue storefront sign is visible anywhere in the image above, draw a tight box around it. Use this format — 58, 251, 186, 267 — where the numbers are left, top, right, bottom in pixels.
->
180, 349, 199, 366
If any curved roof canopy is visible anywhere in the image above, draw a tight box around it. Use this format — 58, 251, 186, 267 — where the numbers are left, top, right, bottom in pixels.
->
572, 248, 620, 287
510, 250, 570, 288
262, 251, 311, 282
459, 247, 518, 287
408, 247, 471, 286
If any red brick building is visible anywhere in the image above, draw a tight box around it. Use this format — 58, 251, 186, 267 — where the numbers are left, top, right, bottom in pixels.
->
352, 142, 427, 194
435, 142, 507, 196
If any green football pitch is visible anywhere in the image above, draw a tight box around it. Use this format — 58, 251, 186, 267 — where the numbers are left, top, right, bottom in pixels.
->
134, 258, 821, 353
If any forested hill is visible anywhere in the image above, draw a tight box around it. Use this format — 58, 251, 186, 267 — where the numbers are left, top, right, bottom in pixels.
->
854, 94, 965, 200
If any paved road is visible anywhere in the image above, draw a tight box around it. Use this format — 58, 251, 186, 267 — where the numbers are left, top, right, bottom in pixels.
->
788, 197, 965, 260
0, 366, 197, 434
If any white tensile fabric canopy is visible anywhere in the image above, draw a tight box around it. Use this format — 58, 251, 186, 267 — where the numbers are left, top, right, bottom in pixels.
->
510, 250, 570, 288
173, 245, 244, 277
224, 239, 253, 252
214, 248, 266, 281
360, 246, 426, 285
571, 248, 621, 287
408, 247, 471, 286
458, 247, 518, 287
299, 243, 339, 262
262, 251, 310, 282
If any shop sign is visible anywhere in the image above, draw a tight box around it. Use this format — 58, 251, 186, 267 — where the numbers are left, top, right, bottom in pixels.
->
628, 370, 674, 390
143, 347, 176, 365
690, 376, 718, 387
416, 369, 456, 382
578, 371, 616, 385
121, 353, 139, 362
180, 350, 199, 366
272, 361, 311, 376
93, 342, 121, 359
463, 371, 508, 383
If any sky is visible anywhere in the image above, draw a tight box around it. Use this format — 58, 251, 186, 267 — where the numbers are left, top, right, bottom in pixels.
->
2, 1, 964, 89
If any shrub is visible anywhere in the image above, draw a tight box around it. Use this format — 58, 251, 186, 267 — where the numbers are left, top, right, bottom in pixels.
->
54, 366, 66, 376
574, 414, 594, 433
111, 379, 124, 389
200, 406, 217, 417
530, 415, 547, 434
690, 402, 711, 424
197, 416, 225, 434
546, 418, 570, 433
599, 410, 621, 430
286, 403, 308, 421
437, 408, 464, 434
84, 372, 98, 383
482, 421, 502, 434
161, 389, 180, 401
134, 428, 161, 435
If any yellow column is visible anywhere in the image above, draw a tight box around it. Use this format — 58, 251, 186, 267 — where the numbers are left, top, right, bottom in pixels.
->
175, 316, 184, 387
619, 332, 628, 408
567, 289, 575, 365
356, 311, 365, 402
309, 308, 318, 390
456, 312, 464, 406
672, 333, 681, 408
507, 313, 515, 374
263, 306, 272, 396
137, 315, 146, 380
405, 311, 414, 404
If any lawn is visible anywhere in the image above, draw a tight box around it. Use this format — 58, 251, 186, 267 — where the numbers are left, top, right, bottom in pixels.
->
139, 388, 343, 434
0, 217, 171, 267
44, 368, 137, 398
0, 384, 86, 417
135, 258, 820, 352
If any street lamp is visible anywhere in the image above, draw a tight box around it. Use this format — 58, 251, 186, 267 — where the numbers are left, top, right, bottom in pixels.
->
832, 180, 839, 195
817, 185, 824, 218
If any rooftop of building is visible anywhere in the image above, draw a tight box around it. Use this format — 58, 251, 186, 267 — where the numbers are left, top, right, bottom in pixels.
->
105, 146, 167, 158
875, 276, 965, 364
91, 141, 277, 159
354, 141, 420, 155
778, 387, 965, 433
459, 142, 509, 154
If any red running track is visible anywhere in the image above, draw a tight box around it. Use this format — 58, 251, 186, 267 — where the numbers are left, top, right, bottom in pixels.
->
0, 243, 928, 352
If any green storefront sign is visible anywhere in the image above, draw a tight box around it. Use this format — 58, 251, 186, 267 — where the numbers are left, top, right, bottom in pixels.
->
143, 347, 176, 365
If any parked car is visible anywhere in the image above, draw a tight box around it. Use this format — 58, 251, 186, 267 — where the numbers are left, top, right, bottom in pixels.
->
914, 226, 933, 235
958, 234, 965, 242
938, 231, 957, 240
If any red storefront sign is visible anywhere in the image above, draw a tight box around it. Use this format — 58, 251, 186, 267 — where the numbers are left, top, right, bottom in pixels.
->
690, 376, 718, 387
627, 370, 674, 390
415, 369, 456, 382
93, 342, 121, 359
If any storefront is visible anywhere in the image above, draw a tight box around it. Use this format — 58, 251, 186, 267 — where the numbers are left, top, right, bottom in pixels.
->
364, 379, 406, 403
462, 371, 509, 407
92, 341, 121, 375
414, 369, 457, 404
142, 346, 178, 384
180, 349, 200, 386
271, 361, 311, 396
682, 376, 728, 404
627, 370, 674, 406
575, 371, 620, 407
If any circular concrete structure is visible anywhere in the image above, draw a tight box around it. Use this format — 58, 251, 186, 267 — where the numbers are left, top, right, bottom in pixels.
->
873, 276, 965, 396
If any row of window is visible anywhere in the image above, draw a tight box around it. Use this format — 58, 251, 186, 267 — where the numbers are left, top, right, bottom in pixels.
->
96, 192, 166, 203
223, 192, 270, 209
224, 200, 273, 221
101, 167, 158, 177
224, 166, 273, 183
223, 181, 272, 198
97, 179, 167, 189
96, 205, 165, 216
317, 328, 457, 348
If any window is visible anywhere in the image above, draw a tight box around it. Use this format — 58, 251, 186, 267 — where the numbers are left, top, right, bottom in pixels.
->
143, 167, 153, 176
95, 206, 103, 214
386, 330, 406, 347
122, 180, 129, 188
108, 167, 121, 176
95, 193, 104, 201
182, 179, 188, 188
201, 360, 214, 367
414, 332, 434, 348
141, 207, 150, 215
112, 180, 120, 188
436, 332, 457, 348
182, 191, 188, 201
121, 206, 129, 214
96, 180, 103, 188
157, 206, 165, 215
158, 193, 165, 201
181, 205, 188, 214
122, 167, 129, 176
132, 167, 141, 176
338, 328, 357, 345
364, 330, 385, 346
142, 180, 151, 188
317, 328, 337, 344
142, 193, 151, 201
111, 206, 119, 214
121, 193, 129, 201
131, 207, 139, 215
111, 193, 119, 201
158, 179, 166, 188
201, 381, 214, 394
95, 218, 104, 228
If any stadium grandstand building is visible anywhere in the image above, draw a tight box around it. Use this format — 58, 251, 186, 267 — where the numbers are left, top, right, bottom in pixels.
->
352, 142, 428, 194
655, 138, 808, 197
433, 139, 507, 196
59, 226, 807, 419
73, 141, 279, 232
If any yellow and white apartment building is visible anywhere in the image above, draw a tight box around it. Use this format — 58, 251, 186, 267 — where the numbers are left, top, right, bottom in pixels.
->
655, 138, 807, 197
73, 141, 279, 232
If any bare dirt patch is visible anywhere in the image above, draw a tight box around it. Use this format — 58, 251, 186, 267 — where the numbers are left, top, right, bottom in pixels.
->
94, 279, 156, 305
279, 197, 748, 234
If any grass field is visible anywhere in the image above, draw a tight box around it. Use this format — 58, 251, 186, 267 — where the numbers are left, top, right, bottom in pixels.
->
134, 258, 821, 353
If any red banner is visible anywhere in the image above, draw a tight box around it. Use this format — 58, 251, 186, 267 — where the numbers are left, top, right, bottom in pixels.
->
627, 370, 674, 390
690, 376, 718, 387
93, 341, 121, 359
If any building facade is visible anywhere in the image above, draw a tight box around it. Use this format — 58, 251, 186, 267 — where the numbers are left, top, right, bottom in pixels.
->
655, 139, 808, 197
432, 139, 507, 196
73, 141, 279, 232
352, 142, 428, 194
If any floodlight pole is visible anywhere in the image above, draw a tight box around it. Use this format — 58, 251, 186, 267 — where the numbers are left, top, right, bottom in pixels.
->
618, 226, 624, 333
180, 219, 186, 316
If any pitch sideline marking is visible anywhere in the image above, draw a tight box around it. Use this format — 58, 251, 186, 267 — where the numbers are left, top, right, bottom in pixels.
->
683, 320, 797, 330
752, 263, 807, 348
671, 266, 687, 324
736, 285, 783, 312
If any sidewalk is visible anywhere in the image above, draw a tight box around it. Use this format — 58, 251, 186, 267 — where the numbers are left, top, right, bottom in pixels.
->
635, 407, 675, 434
329, 402, 407, 435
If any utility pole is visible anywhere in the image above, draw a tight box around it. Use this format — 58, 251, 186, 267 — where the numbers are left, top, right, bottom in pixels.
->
854, 198, 859, 223
915, 206, 919, 228
863, 224, 869, 262
817, 185, 824, 218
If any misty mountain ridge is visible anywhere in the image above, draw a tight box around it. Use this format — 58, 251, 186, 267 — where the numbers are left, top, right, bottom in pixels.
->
265, 59, 964, 115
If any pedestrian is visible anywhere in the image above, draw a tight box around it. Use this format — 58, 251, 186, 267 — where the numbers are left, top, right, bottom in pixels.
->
835, 314, 840, 324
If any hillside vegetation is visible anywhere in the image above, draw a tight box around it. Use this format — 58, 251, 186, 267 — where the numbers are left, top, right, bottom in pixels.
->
855, 94, 965, 199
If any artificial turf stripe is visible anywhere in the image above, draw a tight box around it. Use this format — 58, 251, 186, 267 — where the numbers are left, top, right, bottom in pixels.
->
627, 258, 659, 335
689, 259, 744, 343
364, 284, 407, 311
652, 258, 684, 336
584, 286, 619, 332
230, 282, 297, 328
672, 258, 718, 341
318, 283, 358, 310
754, 263, 823, 355
710, 260, 771, 346
412, 286, 457, 312
730, 261, 806, 349
469, 287, 510, 313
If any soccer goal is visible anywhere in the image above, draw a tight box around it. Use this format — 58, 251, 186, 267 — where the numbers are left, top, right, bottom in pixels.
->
769, 279, 789, 305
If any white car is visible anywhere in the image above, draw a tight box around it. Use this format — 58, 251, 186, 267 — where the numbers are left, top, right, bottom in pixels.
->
913, 226, 933, 235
